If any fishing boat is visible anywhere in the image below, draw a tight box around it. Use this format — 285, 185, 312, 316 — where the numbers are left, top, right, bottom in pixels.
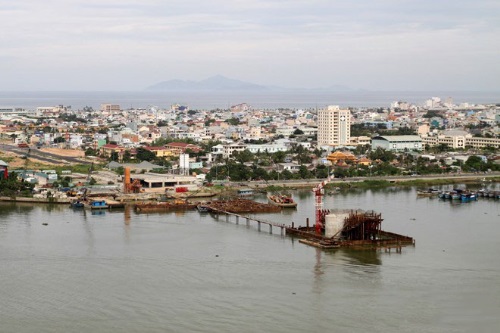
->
134, 199, 196, 213
267, 193, 298, 208
460, 192, 478, 202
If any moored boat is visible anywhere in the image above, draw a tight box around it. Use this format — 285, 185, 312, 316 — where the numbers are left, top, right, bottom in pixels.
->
70, 199, 85, 208
417, 188, 440, 197
85, 198, 108, 210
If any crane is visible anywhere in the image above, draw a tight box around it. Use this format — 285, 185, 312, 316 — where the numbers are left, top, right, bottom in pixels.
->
85, 162, 94, 185
312, 173, 334, 235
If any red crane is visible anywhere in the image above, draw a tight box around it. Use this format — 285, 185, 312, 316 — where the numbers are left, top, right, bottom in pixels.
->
312, 174, 334, 235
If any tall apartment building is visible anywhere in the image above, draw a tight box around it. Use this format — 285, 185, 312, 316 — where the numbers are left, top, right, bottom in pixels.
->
317, 105, 351, 147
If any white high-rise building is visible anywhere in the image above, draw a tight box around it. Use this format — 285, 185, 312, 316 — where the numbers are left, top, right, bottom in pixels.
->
317, 105, 351, 147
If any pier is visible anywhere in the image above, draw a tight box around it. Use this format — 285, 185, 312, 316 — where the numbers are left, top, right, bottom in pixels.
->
209, 208, 288, 236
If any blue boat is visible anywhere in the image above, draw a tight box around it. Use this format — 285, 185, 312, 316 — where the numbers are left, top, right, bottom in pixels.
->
85, 199, 108, 210
460, 192, 477, 203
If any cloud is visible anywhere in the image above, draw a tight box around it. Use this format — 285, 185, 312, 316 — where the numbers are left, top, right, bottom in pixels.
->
0, 0, 499, 90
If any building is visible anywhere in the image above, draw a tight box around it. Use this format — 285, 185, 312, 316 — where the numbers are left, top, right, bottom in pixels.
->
100, 104, 121, 113
0, 159, 8, 179
421, 131, 500, 150
371, 135, 423, 152
0, 107, 28, 115
317, 105, 351, 147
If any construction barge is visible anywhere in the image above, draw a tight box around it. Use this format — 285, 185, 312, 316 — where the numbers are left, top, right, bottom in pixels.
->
204, 199, 282, 214
286, 210, 414, 250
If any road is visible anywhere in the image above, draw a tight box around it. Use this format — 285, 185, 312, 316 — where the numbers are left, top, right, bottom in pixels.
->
0, 144, 92, 165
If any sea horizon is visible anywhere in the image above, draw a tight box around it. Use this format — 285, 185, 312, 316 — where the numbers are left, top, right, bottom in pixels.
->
0, 90, 499, 110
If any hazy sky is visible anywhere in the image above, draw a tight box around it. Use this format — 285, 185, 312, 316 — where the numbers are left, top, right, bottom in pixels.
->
1, 0, 499, 91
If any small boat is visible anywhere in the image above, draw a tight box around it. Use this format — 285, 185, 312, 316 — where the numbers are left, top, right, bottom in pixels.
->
450, 191, 461, 200
196, 204, 211, 212
70, 199, 84, 208
237, 188, 255, 197
267, 193, 297, 208
85, 199, 108, 210
417, 188, 440, 197
460, 191, 478, 202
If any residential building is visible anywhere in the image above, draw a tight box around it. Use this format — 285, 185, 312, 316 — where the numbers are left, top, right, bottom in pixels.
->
317, 105, 351, 147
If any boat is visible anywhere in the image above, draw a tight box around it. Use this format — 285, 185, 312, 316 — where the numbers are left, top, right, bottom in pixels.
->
196, 204, 211, 212
70, 199, 85, 208
460, 192, 478, 203
450, 191, 461, 200
267, 193, 298, 208
134, 199, 196, 213
85, 198, 108, 210
237, 188, 255, 197
417, 188, 440, 197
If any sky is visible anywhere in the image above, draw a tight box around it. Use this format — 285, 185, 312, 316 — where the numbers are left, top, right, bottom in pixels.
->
1, 0, 499, 91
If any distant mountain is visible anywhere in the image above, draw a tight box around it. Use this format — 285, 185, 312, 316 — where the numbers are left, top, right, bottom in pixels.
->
146, 75, 269, 91
146, 75, 355, 92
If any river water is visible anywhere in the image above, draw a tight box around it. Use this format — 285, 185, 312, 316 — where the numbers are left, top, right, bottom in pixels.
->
1, 184, 499, 333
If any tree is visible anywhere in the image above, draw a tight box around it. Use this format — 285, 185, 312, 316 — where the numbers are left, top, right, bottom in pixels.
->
298, 165, 312, 179
233, 149, 254, 164
110, 151, 119, 162
293, 128, 304, 135
226, 118, 240, 126
123, 150, 132, 162
54, 137, 66, 143
136, 147, 156, 162
464, 155, 485, 172
271, 151, 286, 163
85, 148, 98, 156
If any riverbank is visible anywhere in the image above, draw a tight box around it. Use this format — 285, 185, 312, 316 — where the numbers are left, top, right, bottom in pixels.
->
241, 172, 500, 191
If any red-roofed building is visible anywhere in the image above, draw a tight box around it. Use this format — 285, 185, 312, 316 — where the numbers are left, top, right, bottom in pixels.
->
100, 144, 125, 158
165, 142, 202, 155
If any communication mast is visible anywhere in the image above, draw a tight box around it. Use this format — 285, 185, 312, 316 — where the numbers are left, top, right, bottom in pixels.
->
312, 173, 334, 235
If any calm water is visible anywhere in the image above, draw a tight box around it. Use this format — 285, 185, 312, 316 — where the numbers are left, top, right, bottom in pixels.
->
1, 90, 499, 110
1, 184, 500, 333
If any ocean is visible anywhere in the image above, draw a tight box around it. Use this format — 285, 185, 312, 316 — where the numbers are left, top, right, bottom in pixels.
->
0, 90, 499, 110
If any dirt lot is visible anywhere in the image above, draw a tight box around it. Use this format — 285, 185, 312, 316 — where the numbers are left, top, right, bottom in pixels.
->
40, 148, 85, 158
0, 151, 52, 168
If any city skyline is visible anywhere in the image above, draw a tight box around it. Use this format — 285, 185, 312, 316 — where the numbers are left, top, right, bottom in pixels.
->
1, 0, 499, 92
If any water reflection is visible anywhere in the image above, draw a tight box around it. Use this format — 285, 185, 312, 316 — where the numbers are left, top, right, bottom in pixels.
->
338, 248, 382, 266
0, 202, 35, 218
